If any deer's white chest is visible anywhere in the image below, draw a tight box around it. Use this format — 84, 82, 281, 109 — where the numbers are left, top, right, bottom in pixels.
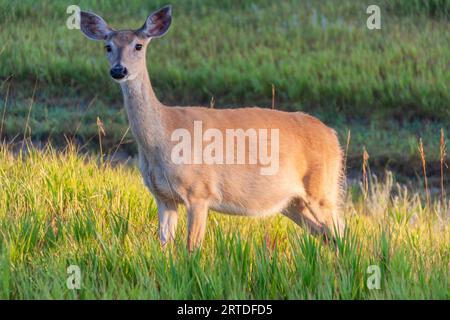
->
138, 148, 181, 202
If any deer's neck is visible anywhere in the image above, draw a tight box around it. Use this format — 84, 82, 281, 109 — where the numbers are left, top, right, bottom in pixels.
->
120, 69, 164, 151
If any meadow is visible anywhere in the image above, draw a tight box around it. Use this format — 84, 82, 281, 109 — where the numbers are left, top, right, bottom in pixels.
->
0, 0, 449, 300
0, 145, 448, 299
0, 0, 449, 172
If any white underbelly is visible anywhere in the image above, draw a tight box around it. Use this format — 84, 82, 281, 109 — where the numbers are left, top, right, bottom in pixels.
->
209, 195, 294, 217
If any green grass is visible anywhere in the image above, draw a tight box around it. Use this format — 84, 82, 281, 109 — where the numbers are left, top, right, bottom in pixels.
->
0, 145, 448, 299
0, 0, 449, 119
0, 0, 448, 300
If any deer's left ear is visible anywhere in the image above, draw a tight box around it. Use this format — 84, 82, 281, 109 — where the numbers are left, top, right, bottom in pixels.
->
80, 11, 115, 40
138, 5, 172, 38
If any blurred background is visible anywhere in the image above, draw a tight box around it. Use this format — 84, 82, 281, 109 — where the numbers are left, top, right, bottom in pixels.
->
0, 0, 448, 183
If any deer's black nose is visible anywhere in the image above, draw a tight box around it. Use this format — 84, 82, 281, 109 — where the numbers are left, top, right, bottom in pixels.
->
110, 65, 128, 80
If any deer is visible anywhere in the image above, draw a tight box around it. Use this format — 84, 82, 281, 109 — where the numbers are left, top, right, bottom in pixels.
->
79, 5, 345, 251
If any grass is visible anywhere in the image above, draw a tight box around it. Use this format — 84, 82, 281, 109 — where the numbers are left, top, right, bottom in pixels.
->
0, 1, 448, 300
0, 144, 448, 299
0, 0, 449, 119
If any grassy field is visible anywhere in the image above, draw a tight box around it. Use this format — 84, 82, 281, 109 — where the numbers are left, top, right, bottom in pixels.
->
0, 0, 449, 300
0, 145, 448, 299
1, 0, 448, 117
0, 0, 449, 173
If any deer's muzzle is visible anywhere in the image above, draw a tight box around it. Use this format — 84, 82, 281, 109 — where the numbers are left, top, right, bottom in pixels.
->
110, 65, 128, 80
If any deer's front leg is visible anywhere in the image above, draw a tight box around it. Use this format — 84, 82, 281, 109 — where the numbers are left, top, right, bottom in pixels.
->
186, 201, 209, 251
156, 200, 178, 247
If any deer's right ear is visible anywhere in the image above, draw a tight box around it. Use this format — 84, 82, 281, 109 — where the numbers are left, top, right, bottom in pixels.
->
79, 11, 114, 41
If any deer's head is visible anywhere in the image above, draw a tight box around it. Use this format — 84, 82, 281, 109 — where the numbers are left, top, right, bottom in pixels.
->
79, 5, 172, 83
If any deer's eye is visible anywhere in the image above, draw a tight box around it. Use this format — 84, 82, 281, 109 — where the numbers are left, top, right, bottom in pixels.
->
135, 44, 143, 51
105, 45, 112, 53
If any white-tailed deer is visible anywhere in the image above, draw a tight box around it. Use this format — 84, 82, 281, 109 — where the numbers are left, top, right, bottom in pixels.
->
79, 5, 345, 251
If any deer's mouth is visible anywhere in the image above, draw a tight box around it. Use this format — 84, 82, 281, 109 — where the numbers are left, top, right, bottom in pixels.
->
111, 73, 138, 83
111, 76, 129, 83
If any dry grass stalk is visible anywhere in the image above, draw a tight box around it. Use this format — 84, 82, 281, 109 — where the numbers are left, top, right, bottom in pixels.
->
418, 138, 430, 207
0, 81, 11, 140
440, 128, 447, 203
22, 80, 38, 149
111, 126, 131, 164
362, 146, 369, 200
73, 94, 98, 138
343, 129, 351, 178
96, 117, 106, 161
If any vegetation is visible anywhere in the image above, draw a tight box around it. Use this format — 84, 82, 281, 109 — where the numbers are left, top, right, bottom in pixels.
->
0, 1, 448, 300
1, 0, 448, 118
0, 145, 448, 299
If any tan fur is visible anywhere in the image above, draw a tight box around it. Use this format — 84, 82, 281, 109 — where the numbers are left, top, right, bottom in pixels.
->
80, 7, 345, 251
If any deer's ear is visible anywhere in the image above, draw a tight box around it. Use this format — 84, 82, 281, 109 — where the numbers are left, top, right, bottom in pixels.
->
138, 5, 172, 38
80, 11, 114, 41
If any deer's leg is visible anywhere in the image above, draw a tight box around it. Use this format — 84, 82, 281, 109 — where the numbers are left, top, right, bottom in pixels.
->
282, 197, 345, 243
186, 201, 209, 251
156, 199, 179, 247
304, 199, 345, 240
282, 198, 324, 236
300, 161, 345, 241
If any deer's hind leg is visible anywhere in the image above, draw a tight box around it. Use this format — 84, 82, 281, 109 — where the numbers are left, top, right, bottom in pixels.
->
303, 197, 345, 240
282, 196, 345, 241
282, 198, 325, 236
296, 153, 345, 240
